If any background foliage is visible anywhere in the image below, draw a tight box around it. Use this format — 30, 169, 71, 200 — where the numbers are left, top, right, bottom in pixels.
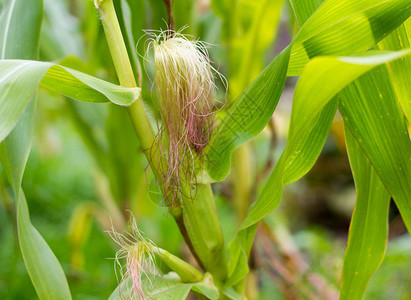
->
0, 0, 410, 299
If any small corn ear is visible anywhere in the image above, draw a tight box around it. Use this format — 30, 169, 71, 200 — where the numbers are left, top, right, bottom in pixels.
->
109, 217, 157, 300
149, 32, 221, 202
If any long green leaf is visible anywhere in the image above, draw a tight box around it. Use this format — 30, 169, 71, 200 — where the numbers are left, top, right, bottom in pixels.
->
244, 50, 409, 229
17, 190, 73, 299
202, 46, 291, 182
203, 0, 411, 183
338, 20, 411, 300
0, 60, 141, 142
0, 102, 72, 299
225, 98, 338, 287
291, 0, 410, 297
225, 50, 410, 287
0, 100, 35, 193
339, 67, 411, 230
283, 50, 410, 185
0, 0, 42, 60
378, 19, 411, 122
340, 128, 390, 300
288, 0, 411, 75
0, 0, 72, 298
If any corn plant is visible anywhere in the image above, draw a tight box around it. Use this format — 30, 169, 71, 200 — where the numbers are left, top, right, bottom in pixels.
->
0, 0, 410, 299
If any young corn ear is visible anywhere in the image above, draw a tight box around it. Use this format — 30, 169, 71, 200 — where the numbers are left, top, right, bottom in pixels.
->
109, 218, 157, 300
150, 32, 219, 203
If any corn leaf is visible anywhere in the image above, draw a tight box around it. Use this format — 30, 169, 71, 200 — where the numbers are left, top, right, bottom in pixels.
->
289, 0, 321, 25
17, 189, 73, 299
0, 0, 72, 298
339, 67, 411, 230
109, 278, 193, 300
203, 0, 411, 183
291, 0, 410, 297
338, 26, 411, 297
243, 50, 409, 228
203, 46, 291, 182
0, 0, 42, 60
0, 102, 72, 300
288, 0, 411, 75
225, 50, 411, 287
0, 100, 35, 191
0, 60, 141, 142
222, 287, 242, 300
108, 273, 219, 300
340, 128, 390, 300
338, 58, 411, 299
378, 19, 411, 122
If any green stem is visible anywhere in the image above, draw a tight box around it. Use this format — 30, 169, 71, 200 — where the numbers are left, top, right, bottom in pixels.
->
95, 0, 135, 88
96, 0, 160, 174
232, 144, 253, 223
155, 247, 203, 282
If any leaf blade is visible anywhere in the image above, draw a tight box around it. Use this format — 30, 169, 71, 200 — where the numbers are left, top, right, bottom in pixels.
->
288, 0, 411, 75
0, 101, 72, 300
0, 60, 141, 142
340, 128, 390, 300
226, 49, 410, 287
0, 0, 72, 298
378, 19, 411, 122
339, 66, 411, 230
203, 46, 291, 182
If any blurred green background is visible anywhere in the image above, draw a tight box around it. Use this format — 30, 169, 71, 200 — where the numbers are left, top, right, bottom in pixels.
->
1, 0, 410, 299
